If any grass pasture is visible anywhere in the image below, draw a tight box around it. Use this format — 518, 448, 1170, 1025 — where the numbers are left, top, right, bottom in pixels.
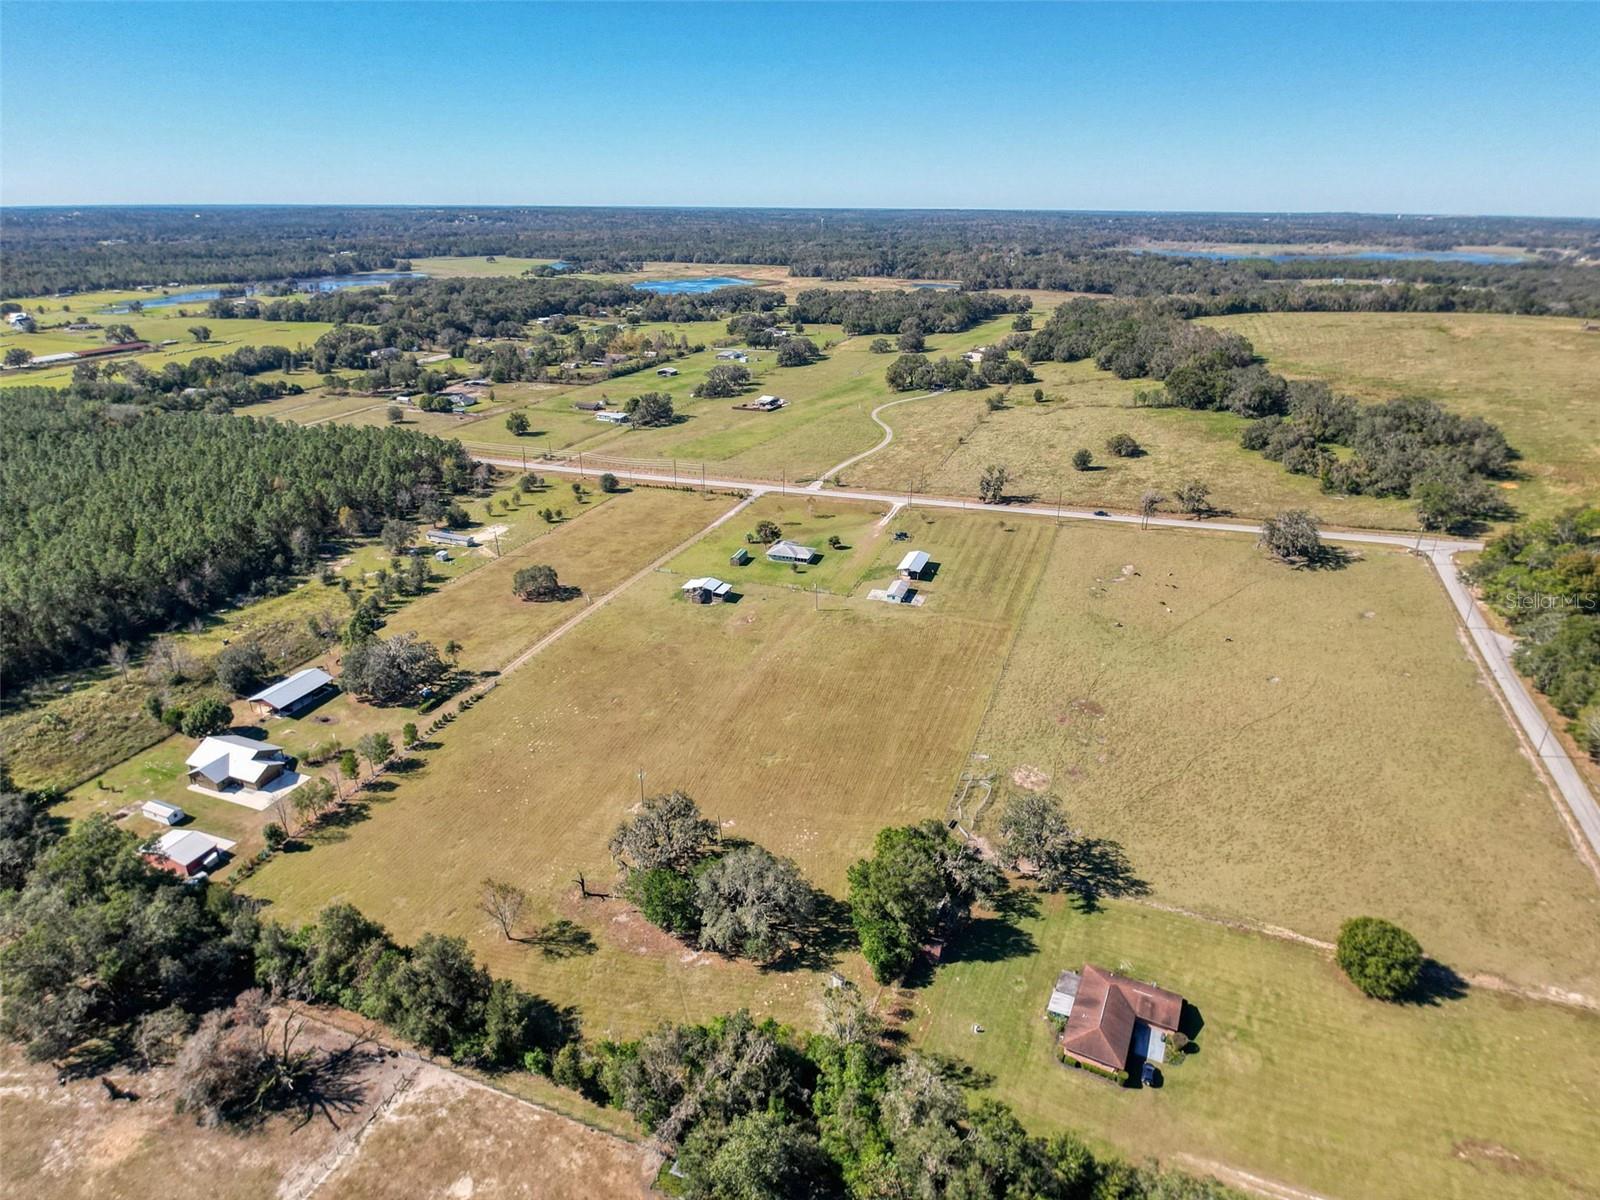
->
1202, 312, 1600, 521
847, 359, 1421, 529
243, 503, 1054, 1037
915, 898, 1600, 1200
969, 520, 1600, 994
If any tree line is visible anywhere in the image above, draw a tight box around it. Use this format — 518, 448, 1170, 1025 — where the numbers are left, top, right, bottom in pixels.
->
1467, 507, 1600, 758
0, 787, 1233, 1198
787, 287, 1032, 335
0, 392, 475, 677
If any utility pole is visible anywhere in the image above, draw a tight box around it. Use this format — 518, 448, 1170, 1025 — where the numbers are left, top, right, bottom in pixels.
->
636, 768, 645, 803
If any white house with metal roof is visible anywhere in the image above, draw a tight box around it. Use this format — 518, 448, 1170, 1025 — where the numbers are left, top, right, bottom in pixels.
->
185, 735, 288, 791
765, 539, 818, 564
247, 667, 335, 718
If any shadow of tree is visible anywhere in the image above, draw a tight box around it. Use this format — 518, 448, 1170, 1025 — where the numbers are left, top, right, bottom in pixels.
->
518, 918, 597, 959
1067, 837, 1151, 913
1400, 959, 1469, 1006
766, 892, 856, 973
942, 915, 1037, 966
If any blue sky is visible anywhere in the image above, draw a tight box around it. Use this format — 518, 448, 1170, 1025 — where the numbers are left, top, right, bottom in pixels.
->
2, 2, 1595, 215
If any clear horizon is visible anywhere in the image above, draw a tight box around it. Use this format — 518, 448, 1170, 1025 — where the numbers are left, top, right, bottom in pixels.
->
2, 1, 1596, 217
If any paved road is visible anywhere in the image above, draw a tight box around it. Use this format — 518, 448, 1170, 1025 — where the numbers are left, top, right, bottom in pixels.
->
471, 453, 1598, 862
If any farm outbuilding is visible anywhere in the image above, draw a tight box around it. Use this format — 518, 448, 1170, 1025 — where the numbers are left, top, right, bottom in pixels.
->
426, 529, 477, 548
897, 550, 931, 579
681, 577, 733, 604
141, 800, 186, 826
247, 667, 335, 718
729, 547, 751, 566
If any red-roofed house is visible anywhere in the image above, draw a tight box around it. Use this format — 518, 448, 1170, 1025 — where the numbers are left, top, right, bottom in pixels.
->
1052, 964, 1184, 1074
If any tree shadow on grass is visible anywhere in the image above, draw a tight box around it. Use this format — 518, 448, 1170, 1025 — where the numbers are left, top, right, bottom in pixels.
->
941, 915, 1037, 966
517, 918, 597, 960
1067, 837, 1151, 913
1399, 959, 1469, 1006
766, 892, 857, 974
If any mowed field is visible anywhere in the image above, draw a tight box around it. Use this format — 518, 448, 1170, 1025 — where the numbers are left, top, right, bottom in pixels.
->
245, 503, 1054, 1038
969, 520, 1600, 994
53, 487, 738, 868
848, 359, 1422, 529
914, 898, 1600, 1200
1203, 312, 1600, 522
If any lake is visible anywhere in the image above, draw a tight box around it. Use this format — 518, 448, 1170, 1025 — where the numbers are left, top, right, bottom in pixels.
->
102, 271, 425, 312
633, 276, 754, 294
1133, 248, 1530, 265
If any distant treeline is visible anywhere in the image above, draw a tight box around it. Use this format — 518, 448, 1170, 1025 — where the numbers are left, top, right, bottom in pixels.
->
787, 287, 1030, 334
0, 392, 474, 676
1028, 300, 1516, 530
234, 276, 781, 350
58, 344, 303, 410
6, 206, 1597, 316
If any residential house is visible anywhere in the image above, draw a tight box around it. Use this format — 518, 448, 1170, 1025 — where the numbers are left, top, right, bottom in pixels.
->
766, 539, 818, 564
144, 829, 236, 879
656, 366, 680, 377
426, 529, 477, 548
1052, 964, 1185, 1074
247, 667, 336, 719
185, 736, 289, 791
596, 410, 631, 424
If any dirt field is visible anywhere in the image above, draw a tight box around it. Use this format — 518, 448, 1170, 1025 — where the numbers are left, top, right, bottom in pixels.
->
0, 1016, 657, 1200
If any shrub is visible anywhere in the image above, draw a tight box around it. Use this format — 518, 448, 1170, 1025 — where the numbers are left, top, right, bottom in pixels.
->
213, 641, 270, 697
1071, 448, 1093, 471
1105, 432, 1141, 458
1336, 916, 1423, 1000
624, 866, 700, 937
263, 823, 288, 851
598, 472, 621, 493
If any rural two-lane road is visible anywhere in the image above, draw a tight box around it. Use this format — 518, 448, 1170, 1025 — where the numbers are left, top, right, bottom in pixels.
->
469, 450, 1600, 868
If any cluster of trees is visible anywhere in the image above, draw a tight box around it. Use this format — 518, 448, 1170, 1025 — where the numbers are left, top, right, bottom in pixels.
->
624, 391, 677, 426
0, 392, 474, 677
610, 792, 818, 964
1027, 300, 1515, 530
884, 349, 1032, 393
789, 288, 1031, 335
18, 347, 304, 412
847, 821, 1004, 982
253, 901, 568, 1064
340, 632, 449, 705
693, 364, 751, 398
1466, 507, 1600, 756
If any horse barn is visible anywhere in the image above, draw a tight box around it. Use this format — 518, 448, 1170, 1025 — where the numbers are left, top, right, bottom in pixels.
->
247, 666, 335, 718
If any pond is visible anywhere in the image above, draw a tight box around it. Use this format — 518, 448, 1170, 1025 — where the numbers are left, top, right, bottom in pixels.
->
633, 276, 755, 294
102, 271, 426, 312
1132, 248, 1530, 265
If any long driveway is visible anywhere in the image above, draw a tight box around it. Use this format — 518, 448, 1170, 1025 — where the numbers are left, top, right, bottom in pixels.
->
469, 452, 1600, 864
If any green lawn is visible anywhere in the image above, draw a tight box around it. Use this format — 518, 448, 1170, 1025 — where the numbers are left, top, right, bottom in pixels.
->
915, 896, 1600, 1200
664, 493, 894, 595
